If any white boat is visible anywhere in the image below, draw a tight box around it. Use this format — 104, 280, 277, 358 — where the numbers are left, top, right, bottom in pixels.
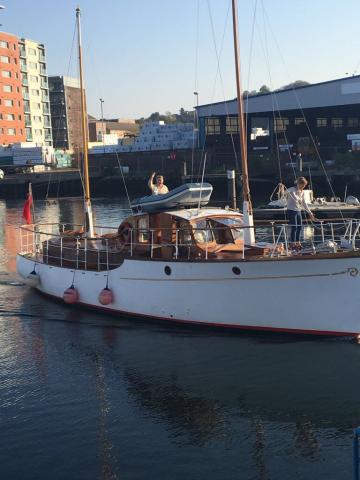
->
131, 183, 213, 213
16, 4, 360, 337
254, 184, 360, 220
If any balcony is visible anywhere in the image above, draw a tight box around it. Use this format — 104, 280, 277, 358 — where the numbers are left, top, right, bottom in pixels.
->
39, 67, 46, 76
22, 78, 29, 86
21, 64, 28, 73
43, 106, 50, 114
19, 48, 26, 58
23, 92, 29, 100
26, 135, 33, 142
42, 94, 49, 102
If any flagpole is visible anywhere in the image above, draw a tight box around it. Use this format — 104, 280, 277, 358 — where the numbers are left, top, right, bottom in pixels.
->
29, 182, 35, 224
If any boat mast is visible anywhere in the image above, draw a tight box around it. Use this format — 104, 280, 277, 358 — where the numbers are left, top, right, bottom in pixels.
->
76, 7, 94, 236
231, 0, 255, 244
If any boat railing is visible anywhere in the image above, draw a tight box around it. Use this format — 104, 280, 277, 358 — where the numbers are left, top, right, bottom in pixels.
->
18, 219, 360, 270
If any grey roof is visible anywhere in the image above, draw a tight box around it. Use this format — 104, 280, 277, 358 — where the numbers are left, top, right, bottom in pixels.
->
196, 75, 360, 117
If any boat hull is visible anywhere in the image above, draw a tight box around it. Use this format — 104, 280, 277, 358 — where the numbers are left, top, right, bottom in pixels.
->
17, 254, 360, 336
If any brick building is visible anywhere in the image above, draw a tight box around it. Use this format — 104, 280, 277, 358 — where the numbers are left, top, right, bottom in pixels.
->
0, 32, 25, 145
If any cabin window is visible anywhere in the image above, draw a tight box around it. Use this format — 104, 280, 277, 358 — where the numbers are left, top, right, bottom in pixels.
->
226, 117, 239, 134
211, 217, 243, 243
317, 118, 327, 127
178, 222, 192, 245
193, 220, 213, 244
137, 217, 149, 243
205, 117, 220, 135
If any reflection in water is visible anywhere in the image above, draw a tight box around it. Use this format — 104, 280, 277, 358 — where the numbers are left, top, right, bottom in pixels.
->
93, 352, 119, 480
0, 197, 358, 479
125, 368, 226, 446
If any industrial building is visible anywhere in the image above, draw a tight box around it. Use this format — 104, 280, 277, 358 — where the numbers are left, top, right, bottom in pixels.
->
196, 75, 360, 170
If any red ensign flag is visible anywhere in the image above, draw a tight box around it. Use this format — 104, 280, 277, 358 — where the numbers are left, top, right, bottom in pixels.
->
22, 192, 33, 224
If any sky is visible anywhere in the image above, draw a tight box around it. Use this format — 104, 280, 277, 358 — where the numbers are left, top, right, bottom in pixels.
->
2, 0, 360, 119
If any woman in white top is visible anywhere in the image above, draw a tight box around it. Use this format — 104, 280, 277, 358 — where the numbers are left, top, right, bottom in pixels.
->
148, 172, 169, 195
286, 176, 315, 249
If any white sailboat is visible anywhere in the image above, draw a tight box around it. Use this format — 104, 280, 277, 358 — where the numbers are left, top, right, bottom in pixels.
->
17, 4, 360, 337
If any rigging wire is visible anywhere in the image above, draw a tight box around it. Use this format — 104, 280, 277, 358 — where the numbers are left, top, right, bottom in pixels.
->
45, 18, 77, 201
244, 0, 258, 152
260, 2, 346, 223
115, 151, 132, 208
257, 0, 295, 183
191, 0, 200, 182
199, 0, 240, 182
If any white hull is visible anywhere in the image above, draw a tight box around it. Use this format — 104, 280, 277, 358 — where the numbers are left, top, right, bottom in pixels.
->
17, 253, 360, 336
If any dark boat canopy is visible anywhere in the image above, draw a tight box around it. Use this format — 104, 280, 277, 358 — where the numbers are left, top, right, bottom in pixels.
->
131, 183, 213, 214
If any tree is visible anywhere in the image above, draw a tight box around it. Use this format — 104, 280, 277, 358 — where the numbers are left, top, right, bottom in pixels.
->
259, 84, 271, 94
279, 80, 310, 90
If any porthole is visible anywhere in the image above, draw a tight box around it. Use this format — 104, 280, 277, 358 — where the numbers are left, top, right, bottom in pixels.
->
164, 266, 172, 276
232, 266, 241, 275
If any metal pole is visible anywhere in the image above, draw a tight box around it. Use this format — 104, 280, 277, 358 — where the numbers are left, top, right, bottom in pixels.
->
231, 0, 250, 207
100, 98, 105, 154
227, 170, 237, 210
76, 7, 94, 236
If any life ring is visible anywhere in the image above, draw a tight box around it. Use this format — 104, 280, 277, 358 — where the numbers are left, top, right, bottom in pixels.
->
117, 222, 132, 244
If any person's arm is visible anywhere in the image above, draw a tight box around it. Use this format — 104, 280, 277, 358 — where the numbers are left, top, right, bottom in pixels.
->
148, 172, 155, 192
301, 194, 315, 219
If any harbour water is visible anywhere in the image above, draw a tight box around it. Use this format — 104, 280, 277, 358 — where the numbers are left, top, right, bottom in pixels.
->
1, 197, 360, 479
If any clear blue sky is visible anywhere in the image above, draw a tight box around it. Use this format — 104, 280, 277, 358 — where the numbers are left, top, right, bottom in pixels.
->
2, 0, 360, 119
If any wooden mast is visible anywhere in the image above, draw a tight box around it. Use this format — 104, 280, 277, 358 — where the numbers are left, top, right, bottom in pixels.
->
76, 7, 94, 236
231, 0, 255, 244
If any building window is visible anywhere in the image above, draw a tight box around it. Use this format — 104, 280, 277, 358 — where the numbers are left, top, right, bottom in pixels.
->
0, 40, 8, 48
35, 129, 42, 135
30, 75, 39, 83
205, 117, 220, 135
28, 47, 37, 56
6, 114, 15, 121
317, 118, 327, 127
226, 117, 239, 134
274, 117, 289, 133
1, 70, 11, 78
31, 89, 40, 96
331, 118, 343, 129
348, 118, 359, 128
31, 102, 41, 110
0, 55, 10, 63
4, 99, 13, 107
33, 115, 42, 122
29, 61, 37, 70
295, 117, 305, 125
3, 85, 12, 92
7, 128, 15, 135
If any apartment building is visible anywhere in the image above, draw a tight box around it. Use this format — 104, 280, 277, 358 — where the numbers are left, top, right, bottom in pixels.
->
19, 38, 52, 146
0, 32, 25, 145
49, 76, 82, 150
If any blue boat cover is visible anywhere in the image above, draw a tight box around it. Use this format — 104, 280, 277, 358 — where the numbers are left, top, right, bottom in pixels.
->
131, 183, 213, 213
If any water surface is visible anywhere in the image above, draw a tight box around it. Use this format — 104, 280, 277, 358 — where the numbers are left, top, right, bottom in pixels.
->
0, 197, 358, 480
